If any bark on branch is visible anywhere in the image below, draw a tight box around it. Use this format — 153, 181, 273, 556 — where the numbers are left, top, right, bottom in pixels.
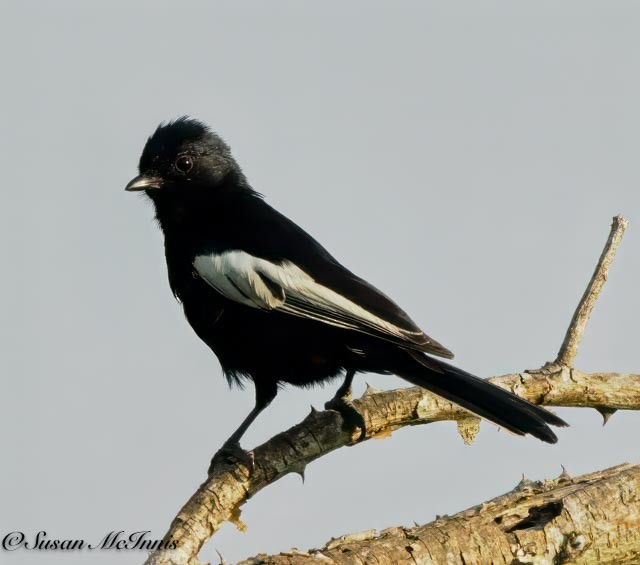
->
555, 215, 628, 367
144, 216, 634, 565
240, 463, 640, 564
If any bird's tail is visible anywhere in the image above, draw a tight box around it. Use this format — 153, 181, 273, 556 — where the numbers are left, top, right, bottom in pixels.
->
395, 350, 568, 443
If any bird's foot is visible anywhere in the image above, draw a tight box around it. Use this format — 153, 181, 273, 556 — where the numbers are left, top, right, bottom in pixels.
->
207, 441, 254, 475
325, 395, 367, 442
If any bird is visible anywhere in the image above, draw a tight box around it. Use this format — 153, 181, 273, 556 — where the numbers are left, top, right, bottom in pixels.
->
125, 117, 567, 472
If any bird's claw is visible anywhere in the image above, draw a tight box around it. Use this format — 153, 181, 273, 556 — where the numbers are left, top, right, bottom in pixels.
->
325, 396, 367, 442
208, 441, 254, 475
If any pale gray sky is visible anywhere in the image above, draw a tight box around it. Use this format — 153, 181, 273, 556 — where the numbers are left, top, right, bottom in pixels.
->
1, 2, 639, 563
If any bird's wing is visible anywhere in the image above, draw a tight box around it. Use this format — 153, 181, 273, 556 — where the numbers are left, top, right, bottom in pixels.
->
193, 249, 453, 358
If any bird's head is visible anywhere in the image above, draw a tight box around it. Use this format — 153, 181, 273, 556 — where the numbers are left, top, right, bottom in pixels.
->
125, 117, 242, 195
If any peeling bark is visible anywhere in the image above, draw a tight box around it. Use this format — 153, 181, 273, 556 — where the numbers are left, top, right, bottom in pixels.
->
240, 463, 640, 564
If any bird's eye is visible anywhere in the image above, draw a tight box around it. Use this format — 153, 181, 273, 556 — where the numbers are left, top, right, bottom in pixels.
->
175, 155, 194, 174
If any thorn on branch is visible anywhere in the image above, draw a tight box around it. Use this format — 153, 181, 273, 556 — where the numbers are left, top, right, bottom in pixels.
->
514, 474, 540, 491
290, 462, 307, 483
363, 383, 381, 396
596, 406, 618, 426
558, 465, 571, 482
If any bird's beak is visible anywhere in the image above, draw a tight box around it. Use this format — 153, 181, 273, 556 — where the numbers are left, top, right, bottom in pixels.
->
125, 174, 164, 192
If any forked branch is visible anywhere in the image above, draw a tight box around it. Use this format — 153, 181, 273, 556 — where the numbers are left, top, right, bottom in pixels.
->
145, 216, 635, 565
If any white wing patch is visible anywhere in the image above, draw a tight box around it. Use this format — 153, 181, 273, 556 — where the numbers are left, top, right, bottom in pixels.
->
193, 252, 286, 309
193, 250, 424, 342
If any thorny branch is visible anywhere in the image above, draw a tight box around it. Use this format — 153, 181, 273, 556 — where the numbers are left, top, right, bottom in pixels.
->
144, 215, 635, 565
239, 463, 640, 564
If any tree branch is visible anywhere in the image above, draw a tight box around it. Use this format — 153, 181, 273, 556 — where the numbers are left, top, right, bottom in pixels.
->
555, 215, 628, 366
239, 463, 640, 564
144, 216, 633, 565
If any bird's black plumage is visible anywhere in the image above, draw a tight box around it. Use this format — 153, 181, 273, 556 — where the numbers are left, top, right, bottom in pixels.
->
126, 117, 567, 468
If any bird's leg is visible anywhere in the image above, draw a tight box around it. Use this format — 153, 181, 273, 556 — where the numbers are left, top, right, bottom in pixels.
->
325, 369, 366, 442
208, 382, 277, 475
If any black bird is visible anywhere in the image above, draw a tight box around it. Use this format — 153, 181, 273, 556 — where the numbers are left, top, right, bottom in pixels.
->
126, 117, 567, 471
